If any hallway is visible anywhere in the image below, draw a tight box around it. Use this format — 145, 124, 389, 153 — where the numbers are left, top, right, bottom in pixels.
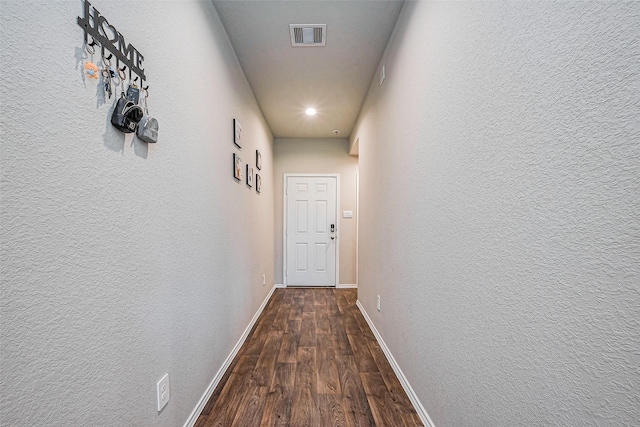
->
195, 289, 422, 426
2, 1, 638, 426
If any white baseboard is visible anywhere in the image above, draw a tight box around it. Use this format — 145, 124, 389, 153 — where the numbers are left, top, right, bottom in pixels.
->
276, 284, 354, 288
183, 285, 278, 427
356, 300, 436, 427
336, 283, 358, 288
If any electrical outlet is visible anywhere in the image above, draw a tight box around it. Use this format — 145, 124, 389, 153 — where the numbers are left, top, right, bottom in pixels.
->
262, 274, 266, 286
157, 373, 170, 412
377, 295, 381, 311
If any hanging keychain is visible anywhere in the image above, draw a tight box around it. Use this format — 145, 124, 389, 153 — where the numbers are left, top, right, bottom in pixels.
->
101, 53, 115, 99
84, 41, 99, 79
118, 66, 127, 97
137, 86, 159, 143
111, 66, 144, 133
126, 76, 140, 105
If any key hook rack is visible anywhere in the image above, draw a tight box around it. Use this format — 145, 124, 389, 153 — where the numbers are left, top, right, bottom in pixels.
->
77, 0, 147, 83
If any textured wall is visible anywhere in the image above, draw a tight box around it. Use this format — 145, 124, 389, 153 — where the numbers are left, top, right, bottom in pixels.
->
351, 1, 640, 426
273, 138, 358, 285
0, 1, 274, 426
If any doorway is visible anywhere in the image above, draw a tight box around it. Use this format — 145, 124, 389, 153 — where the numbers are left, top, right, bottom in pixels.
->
283, 174, 339, 287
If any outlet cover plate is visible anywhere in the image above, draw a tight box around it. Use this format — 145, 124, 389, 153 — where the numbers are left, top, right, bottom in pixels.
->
157, 373, 170, 411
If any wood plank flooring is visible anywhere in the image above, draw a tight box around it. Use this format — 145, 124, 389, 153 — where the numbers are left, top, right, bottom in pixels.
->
195, 288, 422, 427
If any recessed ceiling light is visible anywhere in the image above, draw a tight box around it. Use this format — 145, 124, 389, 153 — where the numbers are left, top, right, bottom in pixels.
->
305, 108, 316, 116
333, 129, 342, 135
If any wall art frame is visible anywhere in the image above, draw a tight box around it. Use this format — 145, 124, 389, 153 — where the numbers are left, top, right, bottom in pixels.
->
256, 150, 262, 170
233, 119, 242, 148
233, 153, 243, 180
246, 165, 254, 187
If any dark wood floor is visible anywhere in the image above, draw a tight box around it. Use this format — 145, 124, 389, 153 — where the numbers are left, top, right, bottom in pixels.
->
195, 288, 423, 427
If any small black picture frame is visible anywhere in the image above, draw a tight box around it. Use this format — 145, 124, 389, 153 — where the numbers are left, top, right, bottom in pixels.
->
256, 173, 261, 194
233, 153, 243, 180
246, 165, 254, 187
233, 118, 242, 148
256, 149, 262, 170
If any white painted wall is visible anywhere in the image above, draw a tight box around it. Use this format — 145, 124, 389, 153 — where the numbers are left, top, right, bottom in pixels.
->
0, 1, 274, 426
352, 2, 640, 426
273, 139, 358, 285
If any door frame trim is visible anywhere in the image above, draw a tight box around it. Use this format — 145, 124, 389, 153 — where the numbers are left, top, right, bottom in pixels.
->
283, 173, 340, 287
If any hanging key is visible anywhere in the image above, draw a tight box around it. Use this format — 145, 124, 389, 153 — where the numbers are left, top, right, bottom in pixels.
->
118, 66, 127, 97
102, 54, 114, 99
102, 69, 112, 98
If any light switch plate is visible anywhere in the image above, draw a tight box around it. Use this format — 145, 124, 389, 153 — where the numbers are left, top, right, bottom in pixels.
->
342, 210, 353, 219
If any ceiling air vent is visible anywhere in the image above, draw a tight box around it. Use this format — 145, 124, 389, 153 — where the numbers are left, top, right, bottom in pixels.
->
289, 24, 326, 47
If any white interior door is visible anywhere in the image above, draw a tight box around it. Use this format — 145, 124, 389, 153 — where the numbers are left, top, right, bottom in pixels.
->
285, 175, 338, 286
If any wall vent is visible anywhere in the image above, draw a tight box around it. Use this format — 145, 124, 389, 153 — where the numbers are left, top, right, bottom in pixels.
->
289, 24, 326, 47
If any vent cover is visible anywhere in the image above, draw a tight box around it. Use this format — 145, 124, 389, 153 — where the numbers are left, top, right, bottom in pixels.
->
289, 24, 326, 47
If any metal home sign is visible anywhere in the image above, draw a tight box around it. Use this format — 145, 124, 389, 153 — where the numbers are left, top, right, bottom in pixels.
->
77, 0, 146, 81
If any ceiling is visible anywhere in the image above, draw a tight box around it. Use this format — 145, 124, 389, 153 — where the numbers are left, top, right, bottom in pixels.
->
212, 0, 405, 139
